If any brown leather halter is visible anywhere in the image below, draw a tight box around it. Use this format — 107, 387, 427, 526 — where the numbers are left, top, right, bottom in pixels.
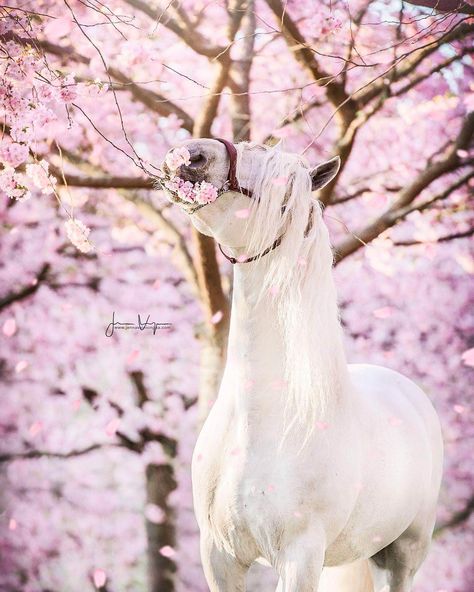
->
215, 138, 254, 199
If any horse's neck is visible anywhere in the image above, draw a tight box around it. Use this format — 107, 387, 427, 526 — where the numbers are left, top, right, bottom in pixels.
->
222, 255, 349, 424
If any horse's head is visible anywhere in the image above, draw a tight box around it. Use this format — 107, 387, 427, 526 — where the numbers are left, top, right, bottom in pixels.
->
160, 139, 340, 258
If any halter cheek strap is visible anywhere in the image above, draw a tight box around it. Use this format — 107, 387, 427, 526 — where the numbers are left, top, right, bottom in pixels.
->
215, 138, 254, 198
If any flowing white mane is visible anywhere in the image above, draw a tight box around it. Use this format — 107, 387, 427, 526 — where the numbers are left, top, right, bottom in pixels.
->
235, 142, 349, 435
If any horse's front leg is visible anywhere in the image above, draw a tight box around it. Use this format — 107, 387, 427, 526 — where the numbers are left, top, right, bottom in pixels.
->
200, 536, 249, 592
275, 526, 325, 592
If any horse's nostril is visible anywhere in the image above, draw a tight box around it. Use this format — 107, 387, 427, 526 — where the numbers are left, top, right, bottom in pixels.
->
186, 153, 207, 169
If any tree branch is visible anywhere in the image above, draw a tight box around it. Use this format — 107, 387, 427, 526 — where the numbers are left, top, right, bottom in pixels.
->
0, 443, 117, 463
264, 0, 355, 122
334, 112, 474, 263
2, 32, 194, 132
393, 227, 474, 246
404, 0, 474, 15
230, 0, 256, 141
123, 0, 226, 58
0, 263, 50, 311
434, 494, 474, 537
356, 22, 474, 106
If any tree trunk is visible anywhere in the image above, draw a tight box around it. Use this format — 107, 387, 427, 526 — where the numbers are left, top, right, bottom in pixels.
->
145, 461, 177, 592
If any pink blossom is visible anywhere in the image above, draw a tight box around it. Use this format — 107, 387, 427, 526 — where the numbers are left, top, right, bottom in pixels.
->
194, 181, 218, 204
0, 168, 31, 200
36, 84, 57, 102
25, 160, 56, 195
65, 218, 92, 253
58, 75, 78, 103
165, 146, 191, 171
177, 180, 196, 202
0, 141, 29, 167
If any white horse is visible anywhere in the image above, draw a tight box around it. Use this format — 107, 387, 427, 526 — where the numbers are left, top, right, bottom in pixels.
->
162, 139, 443, 592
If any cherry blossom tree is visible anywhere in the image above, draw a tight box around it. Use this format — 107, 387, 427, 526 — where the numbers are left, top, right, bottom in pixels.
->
0, 1, 473, 591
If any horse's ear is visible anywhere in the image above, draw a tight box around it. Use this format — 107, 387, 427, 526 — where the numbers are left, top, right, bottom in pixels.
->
310, 156, 341, 191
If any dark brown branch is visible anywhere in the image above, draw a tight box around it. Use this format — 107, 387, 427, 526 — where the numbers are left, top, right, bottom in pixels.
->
264, 0, 355, 123
0, 443, 116, 463
53, 170, 155, 189
0, 263, 50, 311
434, 494, 474, 536
357, 22, 474, 106
123, 0, 226, 58
393, 227, 474, 246
334, 112, 474, 262
193, 0, 247, 137
404, 0, 474, 15
230, 0, 256, 141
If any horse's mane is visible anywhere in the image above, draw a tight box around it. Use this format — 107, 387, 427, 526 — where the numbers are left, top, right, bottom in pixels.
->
235, 142, 349, 437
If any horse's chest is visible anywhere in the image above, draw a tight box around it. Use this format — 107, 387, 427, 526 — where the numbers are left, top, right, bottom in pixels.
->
193, 447, 311, 561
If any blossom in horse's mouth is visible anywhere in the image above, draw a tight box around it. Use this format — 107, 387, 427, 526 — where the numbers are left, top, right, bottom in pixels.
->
160, 146, 218, 205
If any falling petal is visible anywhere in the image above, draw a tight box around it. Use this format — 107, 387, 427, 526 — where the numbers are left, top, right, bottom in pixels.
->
29, 421, 43, 437
105, 418, 120, 436
159, 545, 176, 558
93, 568, 107, 588
453, 404, 465, 414
8, 518, 17, 531
145, 503, 165, 524
126, 350, 140, 365
235, 208, 250, 219
461, 348, 474, 367
388, 416, 403, 426
2, 318, 17, 337
373, 307, 393, 319
211, 310, 223, 324
15, 360, 28, 373
315, 421, 329, 431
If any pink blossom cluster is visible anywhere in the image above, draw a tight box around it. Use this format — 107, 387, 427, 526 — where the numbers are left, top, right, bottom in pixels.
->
162, 146, 218, 205
0, 10, 106, 252
163, 177, 218, 205
65, 218, 92, 253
